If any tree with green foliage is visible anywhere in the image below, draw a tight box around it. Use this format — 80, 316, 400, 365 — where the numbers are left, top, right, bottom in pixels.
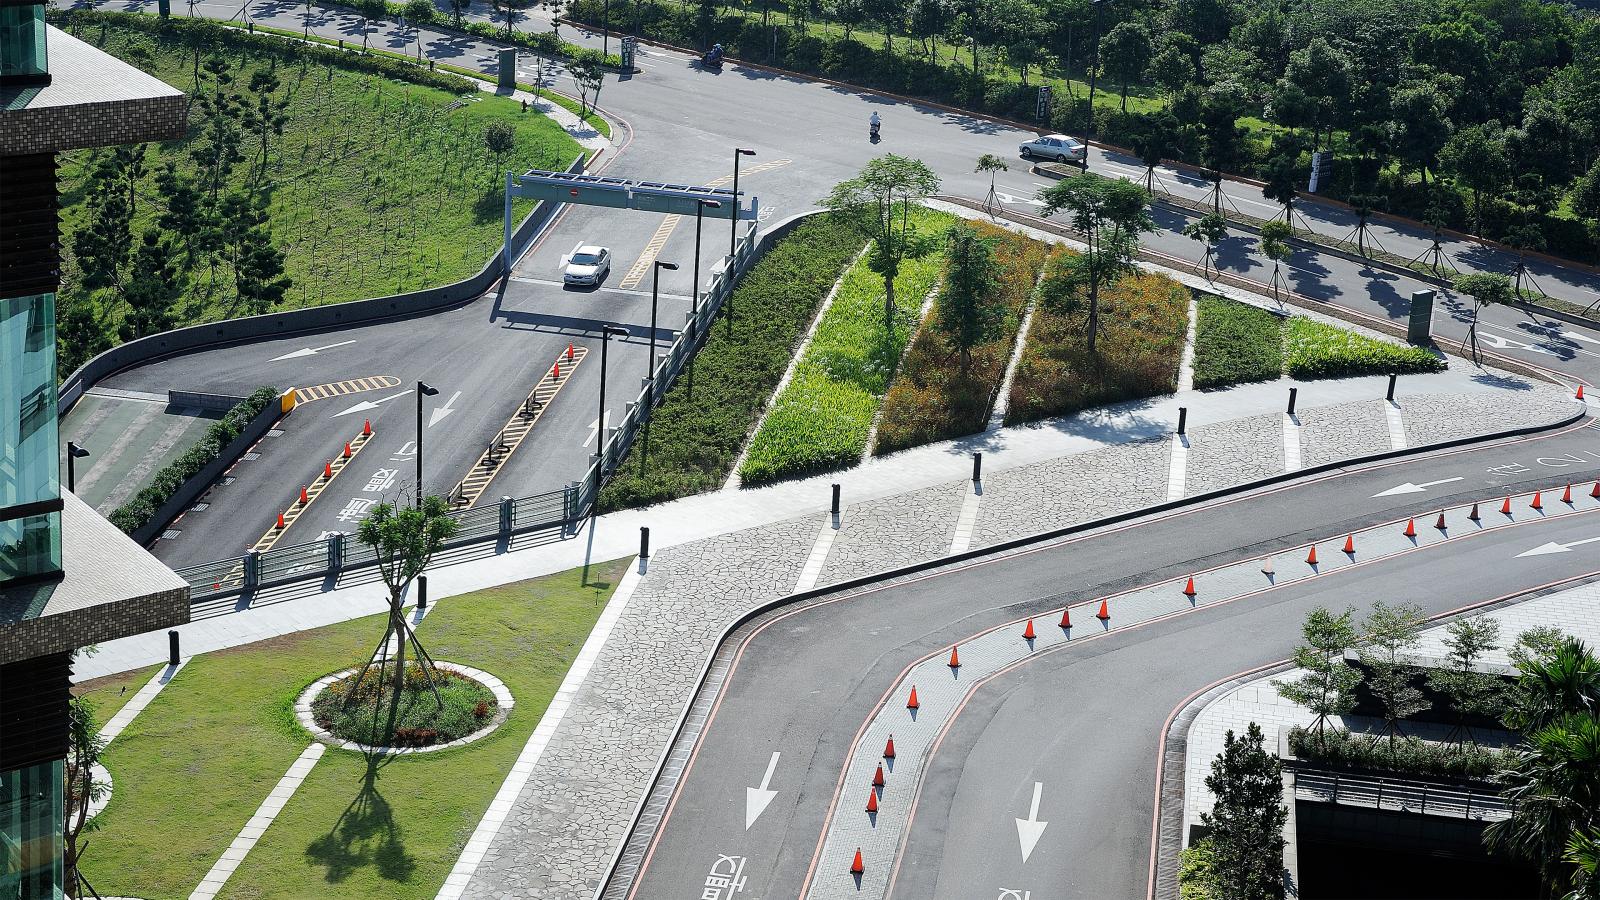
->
1273, 606, 1361, 746
1390, 79, 1453, 187
220, 191, 290, 315
1427, 617, 1504, 747
119, 229, 186, 342
1359, 601, 1429, 751
1439, 123, 1512, 235
345, 497, 462, 734
1201, 722, 1287, 900
1280, 38, 1350, 151
1502, 634, 1600, 735
1150, 43, 1195, 101
1572, 158, 1600, 265
568, 48, 607, 116
492, 0, 531, 38
63, 694, 108, 899
1260, 150, 1299, 226
70, 146, 145, 304
1257, 220, 1292, 303
937, 223, 1002, 373
1450, 272, 1513, 362
403, 0, 435, 24
1099, 21, 1151, 112
1567, 829, 1600, 900
356, 0, 387, 50
1131, 113, 1179, 194
241, 68, 288, 180
484, 120, 517, 173
1038, 172, 1153, 353
450, 0, 472, 27
975, 153, 1008, 215
821, 154, 943, 336
1182, 212, 1227, 280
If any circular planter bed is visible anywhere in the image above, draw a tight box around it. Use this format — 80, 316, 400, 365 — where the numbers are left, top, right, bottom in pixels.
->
296, 661, 513, 754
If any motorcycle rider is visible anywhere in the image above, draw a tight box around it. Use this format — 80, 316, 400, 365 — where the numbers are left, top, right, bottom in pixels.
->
869, 110, 881, 138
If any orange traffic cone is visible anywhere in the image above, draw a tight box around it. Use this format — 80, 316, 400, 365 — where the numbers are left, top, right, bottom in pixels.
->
1096, 599, 1111, 620
1182, 577, 1196, 598
1564, 483, 1573, 503
299, 487, 309, 505
276, 513, 285, 529
907, 686, 919, 710
866, 790, 879, 814
553, 361, 561, 379
851, 849, 864, 875
884, 735, 896, 759
948, 646, 961, 669
567, 342, 575, 361
1591, 482, 1600, 499
1531, 490, 1543, 510
1306, 545, 1319, 565
1343, 534, 1355, 554
1501, 496, 1512, 514
873, 764, 886, 788
363, 418, 371, 437
1435, 512, 1447, 530
1403, 518, 1416, 537
343, 442, 352, 459
1022, 618, 1036, 640
324, 461, 333, 478
1059, 607, 1072, 629
1578, 384, 1586, 400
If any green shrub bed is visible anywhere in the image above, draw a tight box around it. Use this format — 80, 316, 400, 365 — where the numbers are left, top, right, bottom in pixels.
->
312, 662, 498, 748
1287, 725, 1509, 781
596, 216, 865, 510
738, 207, 955, 484
1284, 317, 1445, 380
1005, 255, 1189, 425
874, 222, 1047, 455
108, 386, 279, 535
1191, 295, 1285, 389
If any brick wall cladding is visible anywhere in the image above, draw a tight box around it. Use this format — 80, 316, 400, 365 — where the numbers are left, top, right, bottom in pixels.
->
0, 587, 189, 664
0, 94, 187, 156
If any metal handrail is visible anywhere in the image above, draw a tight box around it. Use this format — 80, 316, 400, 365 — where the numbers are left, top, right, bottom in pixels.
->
1294, 768, 1510, 821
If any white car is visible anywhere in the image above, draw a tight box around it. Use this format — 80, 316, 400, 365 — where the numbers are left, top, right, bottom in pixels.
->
1019, 134, 1087, 163
563, 245, 612, 285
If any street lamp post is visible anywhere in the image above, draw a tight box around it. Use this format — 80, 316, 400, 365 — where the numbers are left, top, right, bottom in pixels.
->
689, 198, 721, 400
65, 441, 89, 493
416, 381, 439, 506
1084, 0, 1111, 165
643, 260, 679, 469
603, 0, 609, 58
593, 325, 630, 518
730, 148, 755, 260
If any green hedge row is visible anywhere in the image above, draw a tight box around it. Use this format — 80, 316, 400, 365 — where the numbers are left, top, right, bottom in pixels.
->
52, 10, 477, 95
378, 2, 624, 69
1284, 317, 1445, 380
596, 216, 864, 511
1190, 295, 1285, 390
1288, 725, 1508, 781
108, 387, 280, 536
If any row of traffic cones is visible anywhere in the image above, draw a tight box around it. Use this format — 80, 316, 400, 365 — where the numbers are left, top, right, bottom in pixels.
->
852, 734, 901, 873
273, 422, 370, 530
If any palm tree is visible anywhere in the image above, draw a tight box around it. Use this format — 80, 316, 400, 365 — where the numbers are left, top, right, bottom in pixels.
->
1503, 636, 1600, 734
1488, 713, 1600, 893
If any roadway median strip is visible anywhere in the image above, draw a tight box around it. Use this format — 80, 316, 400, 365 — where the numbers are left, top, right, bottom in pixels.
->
447, 346, 587, 510
803, 481, 1600, 900
291, 375, 401, 405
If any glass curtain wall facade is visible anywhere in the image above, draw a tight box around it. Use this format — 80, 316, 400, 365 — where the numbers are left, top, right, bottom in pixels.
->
0, 760, 62, 900
0, 293, 61, 585
0, 2, 48, 85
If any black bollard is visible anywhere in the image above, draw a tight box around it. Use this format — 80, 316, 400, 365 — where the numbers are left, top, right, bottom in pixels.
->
639, 526, 650, 561
1287, 387, 1298, 417
168, 630, 180, 667
831, 483, 841, 515
418, 574, 428, 610
1177, 406, 1187, 436
1387, 373, 1397, 402
972, 451, 983, 483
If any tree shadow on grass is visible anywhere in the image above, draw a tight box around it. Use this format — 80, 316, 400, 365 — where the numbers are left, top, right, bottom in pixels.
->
303, 752, 416, 886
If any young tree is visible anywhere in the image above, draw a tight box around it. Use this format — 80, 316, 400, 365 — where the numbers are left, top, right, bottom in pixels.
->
493, 0, 531, 38
821, 155, 943, 335
1427, 616, 1504, 747
1260, 150, 1299, 226
450, 0, 472, 27
62, 696, 108, 898
356, 0, 387, 50
484, 120, 517, 173
1098, 20, 1151, 112
1573, 158, 1600, 265
1130, 113, 1179, 194
1359, 601, 1429, 751
1182, 212, 1227, 280
1257, 220, 1293, 303
345, 498, 462, 732
1038, 172, 1153, 352
1201, 722, 1288, 900
70, 147, 142, 303
119, 229, 186, 342
1273, 606, 1361, 746
1439, 123, 1512, 235
974, 152, 1008, 214
938, 222, 1002, 373
220, 191, 291, 315
568, 48, 607, 116
241, 69, 288, 181
1450, 272, 1513, 362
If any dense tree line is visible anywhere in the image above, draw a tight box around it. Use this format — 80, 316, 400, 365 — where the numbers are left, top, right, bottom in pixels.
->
570, 0, 1600, 261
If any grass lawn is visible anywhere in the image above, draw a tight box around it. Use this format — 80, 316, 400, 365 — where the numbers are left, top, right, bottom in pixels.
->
80, 558, 627, 899
738, 206, 955, 484
1005, 255, 1189, 425
74, 663, 162, 727
874, 221, 1048, 455
597, 215, 866, 511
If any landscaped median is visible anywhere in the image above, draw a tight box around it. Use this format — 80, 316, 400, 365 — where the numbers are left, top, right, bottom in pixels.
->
873, 221, 1049, 455
71, 559, 627, 898
739, 206, 956, 483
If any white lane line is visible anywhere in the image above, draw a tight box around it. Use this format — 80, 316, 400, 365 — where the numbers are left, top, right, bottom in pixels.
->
1167, 435, 1189, 502
949, 486, 982, 554
190, 743, 325, 900
1177, 296, 1198, 393
508, 275, 694, 302
436, 564, 646, 899
1386, 401, 1407, 451
98, 659, 188, 746
1283, 412, 1302, 472
794, 513, 841, 593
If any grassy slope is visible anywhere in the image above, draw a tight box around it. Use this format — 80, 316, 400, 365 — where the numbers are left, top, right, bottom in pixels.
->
60, 22, 582, 342
81, 559, 627, 899
738, 207, 955, 483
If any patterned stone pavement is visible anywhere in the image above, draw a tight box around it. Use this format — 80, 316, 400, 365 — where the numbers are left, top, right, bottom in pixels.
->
463, 386, 1576, 898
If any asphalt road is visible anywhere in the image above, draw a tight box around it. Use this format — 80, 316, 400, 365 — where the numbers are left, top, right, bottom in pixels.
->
624, 417, 1600, 899
70, 0, 1600, 567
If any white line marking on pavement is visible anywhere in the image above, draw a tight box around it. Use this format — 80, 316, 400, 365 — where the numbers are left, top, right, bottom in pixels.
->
584, 411, 612, 449
794, 513, 840, 592
428, 390, 462, 428
1177, 296, 1198, 393
1517, 535, 1600, 557
1372, 477, 1464, 498
509, 275, 694, 302
1283, 412, 1302, 472
270, 340, 356, 362
190, 742, 325, 900
746, 751, 781, 829
949, 485, 982, 554
1167, 435, 1189, 502
1015, 781, 1048, 863
436, 564, 647, 899
331, 388, 412, 418
98, 659, 188, 746
1385, 400, 1407, 451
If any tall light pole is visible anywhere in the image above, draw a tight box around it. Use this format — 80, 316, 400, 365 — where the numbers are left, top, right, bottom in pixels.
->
65, 441, 89, 493
730, 148, 755, 260
416, 381, 438, 506
689, 198, 720, 400
1084, 0, 1111, 166
643, 261, 678, 469
593, 325, 630, 518
602, 0, 609, 58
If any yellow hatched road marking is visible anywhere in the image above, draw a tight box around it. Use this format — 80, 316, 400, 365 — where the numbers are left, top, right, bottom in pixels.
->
615, 159, 792, 290
249, 427, 375, 554
448, 346, 590, 510
294, 375, 400, 405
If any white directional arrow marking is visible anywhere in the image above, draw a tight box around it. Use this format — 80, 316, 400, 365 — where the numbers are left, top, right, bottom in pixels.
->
1014, 781, 1048, 863
427, 390, 462, 428
270, 340, 356, 361
993, 191, 1046, 208
330, 388, 412, 418
745, 752, 780, 830
1372, 477, 1464, 498
583, 410, 612, 448
1516, 535, 1600, 558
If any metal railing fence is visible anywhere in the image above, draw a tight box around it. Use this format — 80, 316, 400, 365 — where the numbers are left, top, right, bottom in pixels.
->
1294, 769, 1511, 822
